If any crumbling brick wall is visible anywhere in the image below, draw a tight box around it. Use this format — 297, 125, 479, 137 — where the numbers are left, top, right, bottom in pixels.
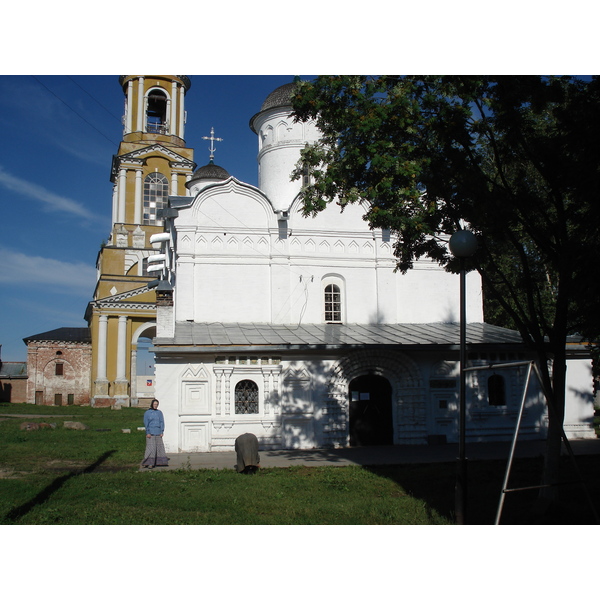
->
26, 341, 92, 405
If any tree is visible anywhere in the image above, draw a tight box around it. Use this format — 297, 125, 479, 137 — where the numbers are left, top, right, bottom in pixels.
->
291, 75, 600, 504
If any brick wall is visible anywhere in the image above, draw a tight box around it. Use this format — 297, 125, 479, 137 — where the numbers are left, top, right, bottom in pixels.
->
26, 341, 92, 405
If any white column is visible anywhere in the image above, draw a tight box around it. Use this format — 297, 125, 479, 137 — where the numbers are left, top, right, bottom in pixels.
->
137, 76, 144, 132
118, 168, 127, 223
116, 315, 128, 381
170, 80, 177, 135
97, 315, 108, 380
179, 85, 185, 138
171, 171, 178, 196
186, 174, 191, 196
134, 169, 143, 224
126, 80, 133, 133
111, 184, 118, 226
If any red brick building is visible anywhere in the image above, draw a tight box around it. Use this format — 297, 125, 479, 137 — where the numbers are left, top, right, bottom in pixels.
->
23, 328, 92, 406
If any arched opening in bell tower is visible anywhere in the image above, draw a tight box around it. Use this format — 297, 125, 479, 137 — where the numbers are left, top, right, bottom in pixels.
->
146, 89, 168, 134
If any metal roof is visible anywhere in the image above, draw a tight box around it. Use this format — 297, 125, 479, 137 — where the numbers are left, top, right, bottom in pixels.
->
154, 322, 528, 353
0, 362, 27, 378
23, 327, 91, 344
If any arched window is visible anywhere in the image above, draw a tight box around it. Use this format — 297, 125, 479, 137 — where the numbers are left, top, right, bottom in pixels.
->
235, 380, 259, 414
324, 283, 342, 323
146, 89, 168, 134
143, 173, 169, 226
488, 374, 506, 406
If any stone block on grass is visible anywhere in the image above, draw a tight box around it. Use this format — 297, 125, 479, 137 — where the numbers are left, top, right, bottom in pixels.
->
63, 421, 89, 430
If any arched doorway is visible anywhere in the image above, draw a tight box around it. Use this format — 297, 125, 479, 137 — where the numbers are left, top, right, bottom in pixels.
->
349, 374, 393, 446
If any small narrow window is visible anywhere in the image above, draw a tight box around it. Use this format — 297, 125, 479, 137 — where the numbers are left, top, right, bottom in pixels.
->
324, 284, 342, 323
488, 374, 506, 406
55, 363, 64, 376
302, 164, 311, 187
235, 380, 259, 414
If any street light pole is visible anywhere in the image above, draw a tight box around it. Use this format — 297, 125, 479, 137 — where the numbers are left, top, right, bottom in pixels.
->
449, 229, 478, 525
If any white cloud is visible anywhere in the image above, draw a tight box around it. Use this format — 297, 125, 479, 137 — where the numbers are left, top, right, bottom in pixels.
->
0, 165, 104, 222
0, 247, 96, 295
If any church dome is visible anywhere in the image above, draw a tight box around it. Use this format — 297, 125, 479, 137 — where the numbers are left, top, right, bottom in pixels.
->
260, 81, 297, 111
250, 79, 300, 133
189, 162, 230, 183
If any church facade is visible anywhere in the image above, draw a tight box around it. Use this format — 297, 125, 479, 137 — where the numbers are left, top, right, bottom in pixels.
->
150, 81, 596, 452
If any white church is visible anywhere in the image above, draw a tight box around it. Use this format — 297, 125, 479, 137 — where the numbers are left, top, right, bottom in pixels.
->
150, 80, 596, 453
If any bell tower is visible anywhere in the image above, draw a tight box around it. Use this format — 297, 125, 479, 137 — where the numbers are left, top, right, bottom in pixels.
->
86, 75, 196, 407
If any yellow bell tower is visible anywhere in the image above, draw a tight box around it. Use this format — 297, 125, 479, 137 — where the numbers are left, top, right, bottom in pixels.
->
86, 76, 195, 407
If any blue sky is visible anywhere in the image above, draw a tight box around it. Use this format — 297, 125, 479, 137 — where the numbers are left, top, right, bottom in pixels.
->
0, 75, 303, 362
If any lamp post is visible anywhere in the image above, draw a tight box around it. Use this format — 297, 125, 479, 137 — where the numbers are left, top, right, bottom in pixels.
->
449, 229, 478, 525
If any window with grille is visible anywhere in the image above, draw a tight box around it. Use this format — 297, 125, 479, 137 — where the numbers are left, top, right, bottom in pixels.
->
143, 173, 169, 226
235, 380, 259, 414
324, 283, 342, 323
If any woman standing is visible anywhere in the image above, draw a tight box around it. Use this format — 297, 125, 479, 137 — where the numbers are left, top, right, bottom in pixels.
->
141, 399, 169, 468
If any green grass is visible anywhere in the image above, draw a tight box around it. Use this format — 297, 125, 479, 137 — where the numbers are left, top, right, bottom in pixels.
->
1, 402, 599, 525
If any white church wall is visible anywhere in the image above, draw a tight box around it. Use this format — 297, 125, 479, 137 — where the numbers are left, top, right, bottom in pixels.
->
396, 266, 483, 323
564, 356, 596, 439
153, 346, 555, 452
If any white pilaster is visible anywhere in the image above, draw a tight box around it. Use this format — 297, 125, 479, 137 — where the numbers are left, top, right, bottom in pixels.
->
97, 315, 108, 380
171, 80, 177, 135
137, 76, 144, 132
134, 169, 143, 224
118, 167, 127, 223
179, 84, 185, 138
111, 184, 118, 226
126, 79, 133, 133
171, 171, 178, 195
116, 315, 128, 381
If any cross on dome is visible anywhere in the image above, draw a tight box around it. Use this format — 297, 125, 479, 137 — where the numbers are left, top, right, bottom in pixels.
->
202, 127, 223, 163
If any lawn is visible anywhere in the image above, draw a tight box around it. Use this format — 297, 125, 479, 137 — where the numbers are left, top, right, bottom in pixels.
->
1, 403, 599, 525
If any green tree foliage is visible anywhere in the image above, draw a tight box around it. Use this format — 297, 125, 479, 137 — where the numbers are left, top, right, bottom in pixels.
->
291, 75, 600, 493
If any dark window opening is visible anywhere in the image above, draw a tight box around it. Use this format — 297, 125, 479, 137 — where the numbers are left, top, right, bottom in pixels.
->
488, 374, 506, 406
55, 363, 64, 376
146, 89, 168, 134
235, 380, 259, 414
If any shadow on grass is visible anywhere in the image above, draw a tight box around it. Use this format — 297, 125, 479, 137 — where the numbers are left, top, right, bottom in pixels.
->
2, 450, 116, 524
363, 455, 600, 525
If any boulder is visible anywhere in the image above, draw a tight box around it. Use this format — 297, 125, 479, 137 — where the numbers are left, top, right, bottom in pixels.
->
20, 422, 39, 431
63, 421, 89, 430
38, 423, 56, 430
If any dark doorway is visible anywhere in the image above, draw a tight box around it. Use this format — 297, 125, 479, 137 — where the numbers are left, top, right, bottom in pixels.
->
349, 374, 393, 446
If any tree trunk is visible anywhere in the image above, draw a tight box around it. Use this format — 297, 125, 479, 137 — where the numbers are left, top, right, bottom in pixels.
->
539, 345, 567, 503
